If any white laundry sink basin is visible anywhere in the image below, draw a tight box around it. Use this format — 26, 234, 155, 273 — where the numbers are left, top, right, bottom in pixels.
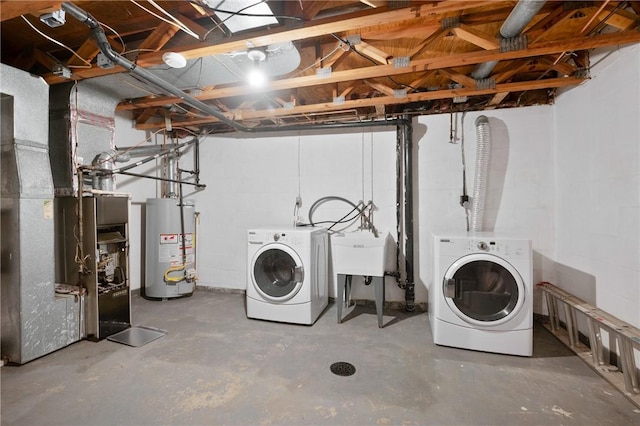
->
331, 231, 389, 277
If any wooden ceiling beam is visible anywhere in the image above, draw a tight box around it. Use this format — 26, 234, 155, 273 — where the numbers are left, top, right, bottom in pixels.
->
32, 48, 59, 71
115, 29, 640, 111
138, 21, 181, 51
408, 28, 445, 59
177, 13, 211, 40
0, 1, 60, 21
538, 57, 577, 77
301, 1, 330, 21
527, 6, 575, 44
364, 79, 395, 97
492, 59, 532, 84
452, 24, 499, 50
323, 42, 351, 70
66, 38, 100, 67
598, 5, 638, 31
44, 1, 495, 84
487, 92, 510, 107
135, 108, 161, 125
358, 19, 441, 40
407, 71, 437, 93
437, 68, 477, 89
340, 83, 359, 99
354, 41, 392, 64
133, 76, 586, 130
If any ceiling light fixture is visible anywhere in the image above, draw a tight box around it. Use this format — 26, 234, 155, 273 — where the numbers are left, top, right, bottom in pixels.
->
162, 52, 187, 68
247, 49, 267, 87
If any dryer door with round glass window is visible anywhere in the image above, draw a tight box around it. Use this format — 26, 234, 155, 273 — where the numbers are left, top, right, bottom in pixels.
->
443, 253, 525, 327
252, 244, 304, 302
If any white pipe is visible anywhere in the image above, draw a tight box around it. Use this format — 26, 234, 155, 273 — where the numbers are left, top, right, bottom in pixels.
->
470, 116, 491, 232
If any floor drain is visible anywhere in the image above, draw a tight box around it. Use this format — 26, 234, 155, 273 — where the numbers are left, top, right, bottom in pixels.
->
330, 362, 356, 376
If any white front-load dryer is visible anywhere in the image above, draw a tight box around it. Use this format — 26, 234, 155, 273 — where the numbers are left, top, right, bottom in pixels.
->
247, 226, 328, 325
429, 232, 533, 356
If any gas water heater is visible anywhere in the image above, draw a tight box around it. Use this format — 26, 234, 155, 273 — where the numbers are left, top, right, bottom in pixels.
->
145, 197, 197, 299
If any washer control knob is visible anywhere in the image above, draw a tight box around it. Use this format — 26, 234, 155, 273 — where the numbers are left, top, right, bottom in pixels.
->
477, 241, 489, 251
273, 233, 280, 241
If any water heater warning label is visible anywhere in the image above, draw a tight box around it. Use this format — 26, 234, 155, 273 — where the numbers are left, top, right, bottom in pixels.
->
158, 233, 195, 264
160, 234, 178, 244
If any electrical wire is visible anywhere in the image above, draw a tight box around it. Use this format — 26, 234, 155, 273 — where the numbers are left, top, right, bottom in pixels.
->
190, 0, 303, 22
202, 0, 267, 40
131, 0, 200, 39
20, 15, 92, 68
291, 43, 349, 77
459, 112, 470, 232
99, 21, 126, 54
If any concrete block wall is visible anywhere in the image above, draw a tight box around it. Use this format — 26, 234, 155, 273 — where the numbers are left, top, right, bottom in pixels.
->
554, 43, 640, 328
416, 107, 555, 311
115, 45, 639, 326
118, 110, 557, 308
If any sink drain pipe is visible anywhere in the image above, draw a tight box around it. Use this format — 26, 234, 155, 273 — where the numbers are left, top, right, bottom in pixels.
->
395, 116, 415, 311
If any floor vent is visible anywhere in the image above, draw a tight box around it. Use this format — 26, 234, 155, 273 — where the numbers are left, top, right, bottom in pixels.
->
330, 362, 356, 376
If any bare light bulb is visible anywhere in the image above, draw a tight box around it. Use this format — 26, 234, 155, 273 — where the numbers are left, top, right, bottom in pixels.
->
247, 66, 267, 87
246, 49, 267, 87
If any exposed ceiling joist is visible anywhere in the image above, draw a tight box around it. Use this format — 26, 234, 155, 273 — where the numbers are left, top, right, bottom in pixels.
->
2, 1, 638, 133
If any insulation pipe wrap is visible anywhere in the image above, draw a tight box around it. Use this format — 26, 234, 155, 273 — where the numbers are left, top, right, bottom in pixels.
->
470, 116, 491, 232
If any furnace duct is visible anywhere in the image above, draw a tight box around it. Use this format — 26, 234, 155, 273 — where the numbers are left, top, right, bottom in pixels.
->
470, 116, 490, 232
471, 0, 546, 80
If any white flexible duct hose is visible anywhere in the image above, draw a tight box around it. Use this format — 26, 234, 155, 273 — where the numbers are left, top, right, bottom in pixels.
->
470, 116, 491, 232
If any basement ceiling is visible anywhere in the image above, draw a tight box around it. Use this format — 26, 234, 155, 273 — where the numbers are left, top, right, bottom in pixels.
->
2, 0, 640, 134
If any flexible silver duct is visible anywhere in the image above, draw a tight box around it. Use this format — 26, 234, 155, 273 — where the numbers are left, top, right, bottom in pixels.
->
470, 116, 490, 232
471, 0, 546, 80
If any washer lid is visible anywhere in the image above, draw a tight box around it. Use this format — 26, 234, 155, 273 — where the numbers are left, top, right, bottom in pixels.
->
252, 244, 304, 302
443, 253, 525, 326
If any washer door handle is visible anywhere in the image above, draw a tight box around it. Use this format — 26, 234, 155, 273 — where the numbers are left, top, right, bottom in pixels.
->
445, 278, 459, 299
294, 266, 304, 283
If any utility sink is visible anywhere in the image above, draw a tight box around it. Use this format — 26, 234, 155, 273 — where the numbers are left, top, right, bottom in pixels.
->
330, 231, 390, 277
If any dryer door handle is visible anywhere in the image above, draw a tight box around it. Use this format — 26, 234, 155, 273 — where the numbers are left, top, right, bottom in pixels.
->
445, 278, 459, 299
294, 266, 304, 283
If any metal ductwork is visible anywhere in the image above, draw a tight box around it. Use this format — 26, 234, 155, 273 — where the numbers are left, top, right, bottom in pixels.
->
1, 64, 83, 364
471, 0, 546, 80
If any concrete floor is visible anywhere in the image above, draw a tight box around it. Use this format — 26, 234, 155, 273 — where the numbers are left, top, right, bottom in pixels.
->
2, 289, 639, 426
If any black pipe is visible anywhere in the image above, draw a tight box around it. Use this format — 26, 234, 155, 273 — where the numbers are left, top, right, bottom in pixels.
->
401, 116, 415, 312
395, 122, 404, 291
115, 170, 206, 188
194, 139, 201, 186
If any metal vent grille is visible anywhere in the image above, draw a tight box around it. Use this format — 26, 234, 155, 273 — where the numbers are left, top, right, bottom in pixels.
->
330, 362, 356, 376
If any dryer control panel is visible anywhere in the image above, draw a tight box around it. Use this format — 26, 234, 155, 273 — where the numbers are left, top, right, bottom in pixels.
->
437, 235, 530, 260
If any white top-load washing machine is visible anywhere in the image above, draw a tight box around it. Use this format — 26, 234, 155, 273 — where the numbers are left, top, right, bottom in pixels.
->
247, 226, 328, 325
429, 232, 533, 356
